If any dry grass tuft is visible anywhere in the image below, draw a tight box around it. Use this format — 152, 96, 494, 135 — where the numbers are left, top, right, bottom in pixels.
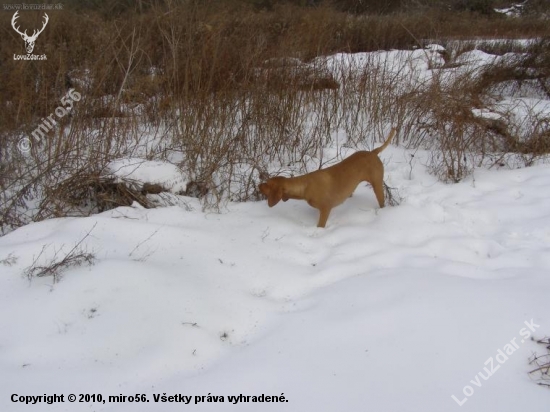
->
529, 336, 550, 388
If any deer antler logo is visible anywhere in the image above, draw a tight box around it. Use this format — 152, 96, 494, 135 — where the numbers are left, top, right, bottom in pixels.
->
11, 11, 49, 54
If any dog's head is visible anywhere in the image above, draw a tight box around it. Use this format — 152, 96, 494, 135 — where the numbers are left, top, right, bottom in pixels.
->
259, 177, 288, 207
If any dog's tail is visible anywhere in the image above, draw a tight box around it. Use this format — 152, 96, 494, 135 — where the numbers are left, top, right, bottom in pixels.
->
372, 128, 397, 155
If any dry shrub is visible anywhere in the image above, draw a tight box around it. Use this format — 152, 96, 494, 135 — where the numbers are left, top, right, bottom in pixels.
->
38, 170, 153, 218
257, 58, 340, 91
390, 37, 550, 181
470, 38, 550, 164
474, 39, 550, 99
398, 72, 485, 183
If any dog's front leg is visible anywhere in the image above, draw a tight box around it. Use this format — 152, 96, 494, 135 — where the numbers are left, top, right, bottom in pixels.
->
316, 207, 331, 228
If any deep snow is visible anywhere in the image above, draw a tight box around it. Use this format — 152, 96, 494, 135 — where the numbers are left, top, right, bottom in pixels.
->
1, 144, 549, 411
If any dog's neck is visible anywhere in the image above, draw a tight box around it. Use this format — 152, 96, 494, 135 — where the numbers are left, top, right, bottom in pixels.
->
282, 176, 308, 200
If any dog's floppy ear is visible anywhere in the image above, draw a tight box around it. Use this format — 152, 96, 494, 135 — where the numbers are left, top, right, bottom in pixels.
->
267, 185, 283, 207
268, 186, 283, 207
259, 181, 283, 207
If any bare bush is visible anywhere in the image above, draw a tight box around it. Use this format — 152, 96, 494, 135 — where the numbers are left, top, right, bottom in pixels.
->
23, 224, 97, 283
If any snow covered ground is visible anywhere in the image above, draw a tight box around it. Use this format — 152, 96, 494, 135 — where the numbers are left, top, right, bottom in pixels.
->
1, 43, 550, 411
1, 144, 549, 411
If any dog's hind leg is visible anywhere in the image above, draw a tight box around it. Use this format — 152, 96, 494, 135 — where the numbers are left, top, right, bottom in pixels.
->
371, 180, 385, 208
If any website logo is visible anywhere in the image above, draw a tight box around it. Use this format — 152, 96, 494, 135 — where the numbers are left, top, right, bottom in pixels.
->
11, 10, 48, 60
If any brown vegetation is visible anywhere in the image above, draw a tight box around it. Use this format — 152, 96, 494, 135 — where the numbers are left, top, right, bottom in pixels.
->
1, 0, 549, 232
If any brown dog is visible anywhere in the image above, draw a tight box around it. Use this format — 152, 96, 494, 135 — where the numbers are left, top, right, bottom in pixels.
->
259, 128, 396, 228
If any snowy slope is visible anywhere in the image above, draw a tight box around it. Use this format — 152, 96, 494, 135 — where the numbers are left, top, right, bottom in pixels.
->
1, 143, 550, 411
